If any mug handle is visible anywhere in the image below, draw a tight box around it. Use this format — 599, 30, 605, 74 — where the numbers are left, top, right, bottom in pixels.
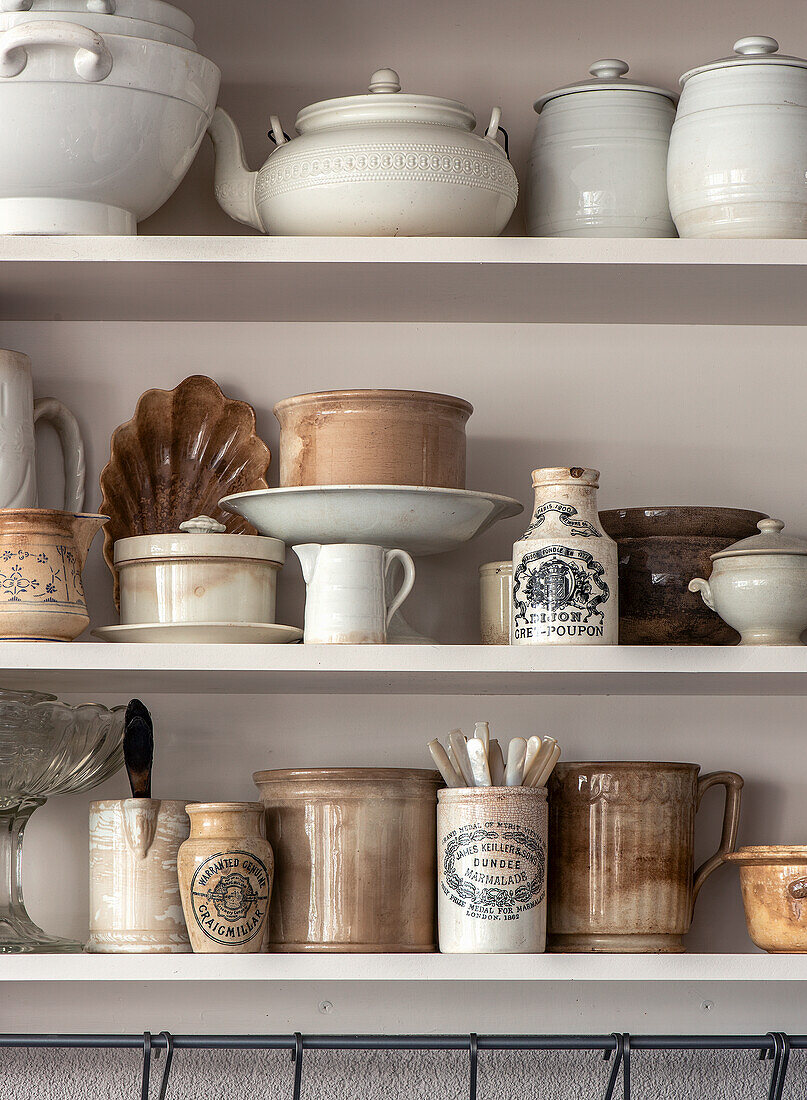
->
384, 549, 416, 627
33, 398, 86, 512
691, 770, 744, 911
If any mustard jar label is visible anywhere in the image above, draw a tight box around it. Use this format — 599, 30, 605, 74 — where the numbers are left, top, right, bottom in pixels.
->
189, 849, 270, 946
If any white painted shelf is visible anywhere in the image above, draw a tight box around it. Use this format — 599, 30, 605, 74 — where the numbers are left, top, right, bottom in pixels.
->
2, 642, 807, 695
2, 236, 807, 323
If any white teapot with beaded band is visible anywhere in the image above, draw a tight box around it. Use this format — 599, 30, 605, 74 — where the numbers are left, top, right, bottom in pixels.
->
208, 67, 518, 236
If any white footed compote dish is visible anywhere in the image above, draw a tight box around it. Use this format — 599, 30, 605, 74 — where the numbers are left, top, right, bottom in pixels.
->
689, 519, 807, 644
0, 690, 124, 952
220, 486, 523, 643
209, 67, 518, 236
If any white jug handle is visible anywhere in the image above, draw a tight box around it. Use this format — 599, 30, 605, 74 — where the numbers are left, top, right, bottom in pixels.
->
0, 20, 113, 80
33, 398, 86, 512
384, 549, 416, 627
484, 107, 509, 158
121, 800, 160, 861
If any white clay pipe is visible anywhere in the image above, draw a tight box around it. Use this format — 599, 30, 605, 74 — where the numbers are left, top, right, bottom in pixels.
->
488, 739, 505, 787
449, 729, 475, 787
467, 737, 492, 787
523, 736, 541, 780
532, 742, 561, 789
504, 737, 527, 787
428, 739, 464, 788
474, 722, 490, 756
523, 737, 557, 788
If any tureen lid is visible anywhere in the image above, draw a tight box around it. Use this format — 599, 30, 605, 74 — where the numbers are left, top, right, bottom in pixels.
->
534, 59, 677, 112
680, 37, 807, 85
294, 68, 477, 133
114, 515, 286, 565
711, 518, 807, 560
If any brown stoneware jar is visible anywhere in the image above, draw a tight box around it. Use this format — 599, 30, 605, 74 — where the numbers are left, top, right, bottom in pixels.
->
177, 802, 274, 954
253, 767, 441, 952
599, 506, 767, 644
273, 389, 473, 489
726, 846, 807, 952
548, 762, 743, 952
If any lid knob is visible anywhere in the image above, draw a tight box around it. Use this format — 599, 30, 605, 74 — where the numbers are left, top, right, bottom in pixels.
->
369, 68, 401, 94
589, 59, 630, 79
734, 36, 779, 56
179, 515, 226, 534
757, 518, 786, 535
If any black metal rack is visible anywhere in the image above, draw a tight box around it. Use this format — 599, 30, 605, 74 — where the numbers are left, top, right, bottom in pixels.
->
1, 1032, 802, 1100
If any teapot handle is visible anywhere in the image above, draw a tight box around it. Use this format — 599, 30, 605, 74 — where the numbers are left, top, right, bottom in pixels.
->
0, 20, 113, 80
384, 549, 416, 627
484, 107, 510, 159
268, 115, 290, 147
33, 398, 86, 512
691, 771, 744, 913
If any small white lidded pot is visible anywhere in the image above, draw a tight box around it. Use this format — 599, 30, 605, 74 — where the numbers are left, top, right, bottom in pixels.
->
689, 519, 807, 645
437, 786, 547, 953
528, 59, 677, 238
115, 515, 285, 627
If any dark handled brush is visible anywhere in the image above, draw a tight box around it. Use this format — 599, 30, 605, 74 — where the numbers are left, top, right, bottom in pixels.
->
123, 698, 154, 799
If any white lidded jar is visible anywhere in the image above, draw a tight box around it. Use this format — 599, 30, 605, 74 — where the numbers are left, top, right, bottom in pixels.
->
114, 515, 285, 626
668, 37, 807, 238
511, 467, 618, 645
528, 60, 677, 237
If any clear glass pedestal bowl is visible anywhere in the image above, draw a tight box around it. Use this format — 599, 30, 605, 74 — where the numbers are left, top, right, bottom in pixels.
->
0, 689, 125, 953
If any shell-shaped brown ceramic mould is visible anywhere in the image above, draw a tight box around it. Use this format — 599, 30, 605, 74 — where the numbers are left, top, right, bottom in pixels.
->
100, 376, 271, 606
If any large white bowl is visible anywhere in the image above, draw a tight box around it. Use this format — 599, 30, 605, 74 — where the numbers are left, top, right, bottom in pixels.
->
0, 23, 220, 233
0, 8, 195, 48
0, 0, 193, 37
219, 486, 524, 556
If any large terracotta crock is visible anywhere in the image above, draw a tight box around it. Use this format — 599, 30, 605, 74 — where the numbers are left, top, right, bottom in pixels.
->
253, 767, 440, 952
274, 389, 473, 489
599, 506, 767, 644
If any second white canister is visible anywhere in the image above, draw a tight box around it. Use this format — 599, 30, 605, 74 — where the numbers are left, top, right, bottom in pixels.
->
512, 467, 618, 645
528, 59, 677, 237
668, 37, 807, 238
438, 786, 547, 953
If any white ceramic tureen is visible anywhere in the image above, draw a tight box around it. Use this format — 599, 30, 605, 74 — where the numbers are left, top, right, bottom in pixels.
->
528, 59, 677, 237
668, 37, 807, 238
689, 519, 807, 645
0, 9, 195, 48
0, 22, 219, 233
0, 0, 194, 38
209, 67, 518, 236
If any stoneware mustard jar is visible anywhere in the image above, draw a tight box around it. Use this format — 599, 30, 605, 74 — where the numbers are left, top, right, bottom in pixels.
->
209, 68, 518, 236
512, 468, 617, 645
178, 802, 274, 954
114, 515, 285, 627
87, 799, 191, 953
0, 509, 106, 640
479, 560, 512, 645
528, 59, 677, 237
438, 786, 548, 953
668, 37, 807, 238
689, 519, 807, 645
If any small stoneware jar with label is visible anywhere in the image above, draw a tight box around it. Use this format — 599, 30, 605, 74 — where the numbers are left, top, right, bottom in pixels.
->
177, 802, 274, 954
437, 786, 547, 953
512, 467, 618, 645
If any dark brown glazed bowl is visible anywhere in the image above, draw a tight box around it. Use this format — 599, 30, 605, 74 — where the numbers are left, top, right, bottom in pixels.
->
599, 507, 768, 645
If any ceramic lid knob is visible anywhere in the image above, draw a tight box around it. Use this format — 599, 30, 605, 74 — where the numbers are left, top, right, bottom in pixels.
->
179, 515, 226, 534
734, 36, 779, 56
369, 68, 401, 94
757, 518, 786, 535
589, 59, 630, 79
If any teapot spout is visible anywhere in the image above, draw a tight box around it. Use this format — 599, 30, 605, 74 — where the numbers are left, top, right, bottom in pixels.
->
293, 544, 322, 585
208, 107, 264, 232
72, 513, 108, 568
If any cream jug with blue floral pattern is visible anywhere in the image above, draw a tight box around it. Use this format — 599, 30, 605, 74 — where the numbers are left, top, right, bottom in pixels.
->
511, 468, 617, 645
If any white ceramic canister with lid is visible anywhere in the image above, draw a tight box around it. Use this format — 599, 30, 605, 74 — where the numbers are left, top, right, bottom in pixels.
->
114, 515, 285, 626
528, 60, 677, 237
511, 467, 618, 645
668, 37, 807, 238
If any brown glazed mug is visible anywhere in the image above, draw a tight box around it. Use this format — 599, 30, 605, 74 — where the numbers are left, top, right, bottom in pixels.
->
548, 762, 743, 952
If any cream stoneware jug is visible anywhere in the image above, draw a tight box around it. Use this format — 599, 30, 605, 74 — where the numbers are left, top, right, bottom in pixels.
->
87, 799, 191, 953
0, 349, 84, 510
294, 543, 415, 644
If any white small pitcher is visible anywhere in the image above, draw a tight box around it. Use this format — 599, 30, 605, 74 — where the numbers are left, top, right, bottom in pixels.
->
294, 543, 416, 644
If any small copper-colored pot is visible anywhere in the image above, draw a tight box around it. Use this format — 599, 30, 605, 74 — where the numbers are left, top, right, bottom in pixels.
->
727, 846, 807, 952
